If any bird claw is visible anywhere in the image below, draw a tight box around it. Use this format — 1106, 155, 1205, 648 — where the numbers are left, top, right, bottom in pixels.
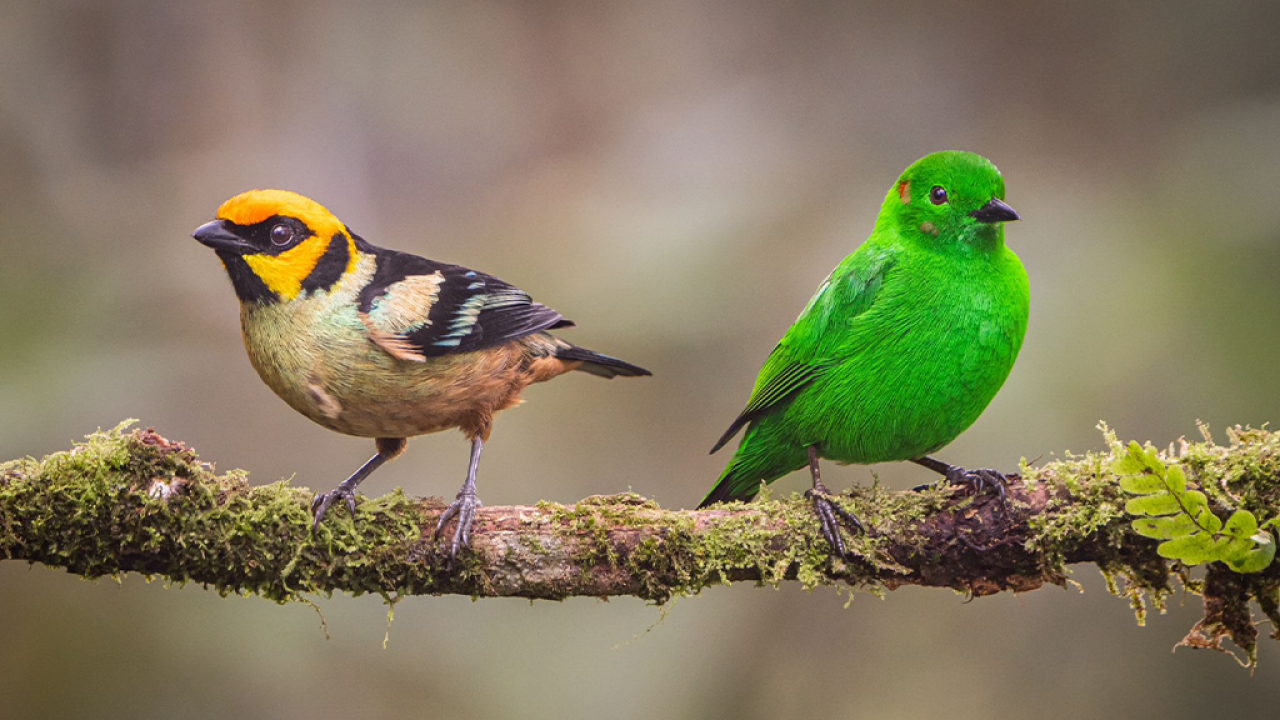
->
310, 485, 358, 530
912, 467, 1010, 503
805, 488, 865, 558
434, 491, 482, 556
946, 467, 1009, 503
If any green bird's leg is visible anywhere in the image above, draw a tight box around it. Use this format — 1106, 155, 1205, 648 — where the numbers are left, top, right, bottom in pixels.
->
435, 434, 485, 557
804, 446, 865, 557
911, 456, 1008, 501
311, 437, 407, 530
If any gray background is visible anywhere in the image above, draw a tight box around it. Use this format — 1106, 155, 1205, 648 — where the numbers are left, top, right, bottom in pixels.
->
2, 1, 1279, 718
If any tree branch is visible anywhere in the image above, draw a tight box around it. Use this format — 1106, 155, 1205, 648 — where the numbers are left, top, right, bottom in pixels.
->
3, 422, 1279, 664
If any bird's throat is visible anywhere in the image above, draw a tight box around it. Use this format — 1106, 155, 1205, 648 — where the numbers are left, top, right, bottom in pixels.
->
218, 251, 279, 304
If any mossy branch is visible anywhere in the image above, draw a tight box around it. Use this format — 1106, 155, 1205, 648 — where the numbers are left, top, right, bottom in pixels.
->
3, 422, 1280, 665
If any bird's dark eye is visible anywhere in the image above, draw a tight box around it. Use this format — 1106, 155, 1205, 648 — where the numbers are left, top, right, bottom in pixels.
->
270, 223, 294, 246
929, 186, 948, 205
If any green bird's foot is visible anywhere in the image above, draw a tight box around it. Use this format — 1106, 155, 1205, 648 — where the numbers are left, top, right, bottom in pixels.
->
805, 447, 864, 557
947, 467, 1008, 501
910, 457, 1008, 503
806, 486, 866, 557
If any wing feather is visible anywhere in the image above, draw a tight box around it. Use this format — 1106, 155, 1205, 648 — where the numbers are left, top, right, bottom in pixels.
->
356, 244, 570, 361
710, 248, 896, 453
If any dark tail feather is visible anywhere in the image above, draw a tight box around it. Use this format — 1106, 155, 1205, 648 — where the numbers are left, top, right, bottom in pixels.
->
556, 344, 652, 378
697, 460, 760, 508
709, 411, 754, 455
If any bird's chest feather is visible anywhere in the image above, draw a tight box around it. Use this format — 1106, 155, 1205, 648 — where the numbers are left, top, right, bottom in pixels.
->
912, 263, 1025, 411
239, 290, 535, 438
239, 294, 379, 427
926, 273, 1025, 386
812, 250, 1028, 461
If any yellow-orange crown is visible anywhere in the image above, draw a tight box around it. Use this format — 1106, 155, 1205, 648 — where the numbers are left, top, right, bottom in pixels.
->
216, 189, 345, 240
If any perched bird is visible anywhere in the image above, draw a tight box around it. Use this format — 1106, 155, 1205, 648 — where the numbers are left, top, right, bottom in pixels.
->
700, 151, 1029, 556
191, 190, 650, 554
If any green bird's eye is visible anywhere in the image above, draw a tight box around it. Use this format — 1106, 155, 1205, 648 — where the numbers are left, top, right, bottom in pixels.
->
929, 186, 948, 205
270, 223, 295, 246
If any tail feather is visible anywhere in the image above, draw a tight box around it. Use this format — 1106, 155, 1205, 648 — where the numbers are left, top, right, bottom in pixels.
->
709, 412, 753, 455
698, 459, 761, 508
555, 344, 651, 378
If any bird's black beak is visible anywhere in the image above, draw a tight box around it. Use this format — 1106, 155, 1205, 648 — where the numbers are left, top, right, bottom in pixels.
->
192, 220, 252, 253
969, 198, 1020, 224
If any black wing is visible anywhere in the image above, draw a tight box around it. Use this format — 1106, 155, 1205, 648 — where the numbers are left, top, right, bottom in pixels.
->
356, 240, 572, 361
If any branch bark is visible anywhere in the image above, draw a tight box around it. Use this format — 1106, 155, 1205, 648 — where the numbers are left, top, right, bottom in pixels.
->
3, 422, 1279, 664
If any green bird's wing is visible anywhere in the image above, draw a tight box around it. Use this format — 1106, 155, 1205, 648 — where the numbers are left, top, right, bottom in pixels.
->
709, 247, 894, 454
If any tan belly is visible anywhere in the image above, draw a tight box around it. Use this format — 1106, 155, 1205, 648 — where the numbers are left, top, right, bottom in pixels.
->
240, 303, 573, 439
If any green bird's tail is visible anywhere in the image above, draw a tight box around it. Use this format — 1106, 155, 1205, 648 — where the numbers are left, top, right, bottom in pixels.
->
701, 448, 778, 504
700, 423, 809, 507
698, 457, 761, 507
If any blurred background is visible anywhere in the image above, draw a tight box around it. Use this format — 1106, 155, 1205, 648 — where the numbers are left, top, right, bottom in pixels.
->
2, 0, 1279, 717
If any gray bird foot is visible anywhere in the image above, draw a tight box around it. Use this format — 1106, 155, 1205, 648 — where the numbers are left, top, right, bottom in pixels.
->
310, 485, 358, 530
914, 467, 1009, 502
950, 467, 1008, 502
434, 491, 482, 556
805, 488, 866, 558
911, 461, 1008, 502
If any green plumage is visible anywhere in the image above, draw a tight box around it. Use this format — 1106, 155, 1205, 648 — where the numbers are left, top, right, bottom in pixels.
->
701, 151, 1030, 506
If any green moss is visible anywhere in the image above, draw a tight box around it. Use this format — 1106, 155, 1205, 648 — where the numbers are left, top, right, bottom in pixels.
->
6, 421, 1280, 667
0, 423, 432, 605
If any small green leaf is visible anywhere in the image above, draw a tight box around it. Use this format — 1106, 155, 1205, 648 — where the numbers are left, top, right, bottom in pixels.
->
1119, 473, 1165, 494
1224, 531, 1276, 574
1223, 510, 1259, 539
1221, 535, 1255, 560
1132, 514, 1197, 540
1125, 494, 1182, 516
1157, 533, 1231, 564
1112, 453, 1148, 477
1194, 505, 1224, 533
1164, 465, 1188, 495
1180, 489, 1208, 514
1139, 444, 1165, 474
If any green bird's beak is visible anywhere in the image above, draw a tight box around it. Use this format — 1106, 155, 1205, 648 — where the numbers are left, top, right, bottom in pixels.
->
970, 198, 1020, 224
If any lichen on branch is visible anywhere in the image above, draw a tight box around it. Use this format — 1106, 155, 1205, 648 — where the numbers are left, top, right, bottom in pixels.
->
2, 421, 1280, 666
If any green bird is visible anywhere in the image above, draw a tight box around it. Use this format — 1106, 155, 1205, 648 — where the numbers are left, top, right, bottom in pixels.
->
699, 151, 1029, 555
